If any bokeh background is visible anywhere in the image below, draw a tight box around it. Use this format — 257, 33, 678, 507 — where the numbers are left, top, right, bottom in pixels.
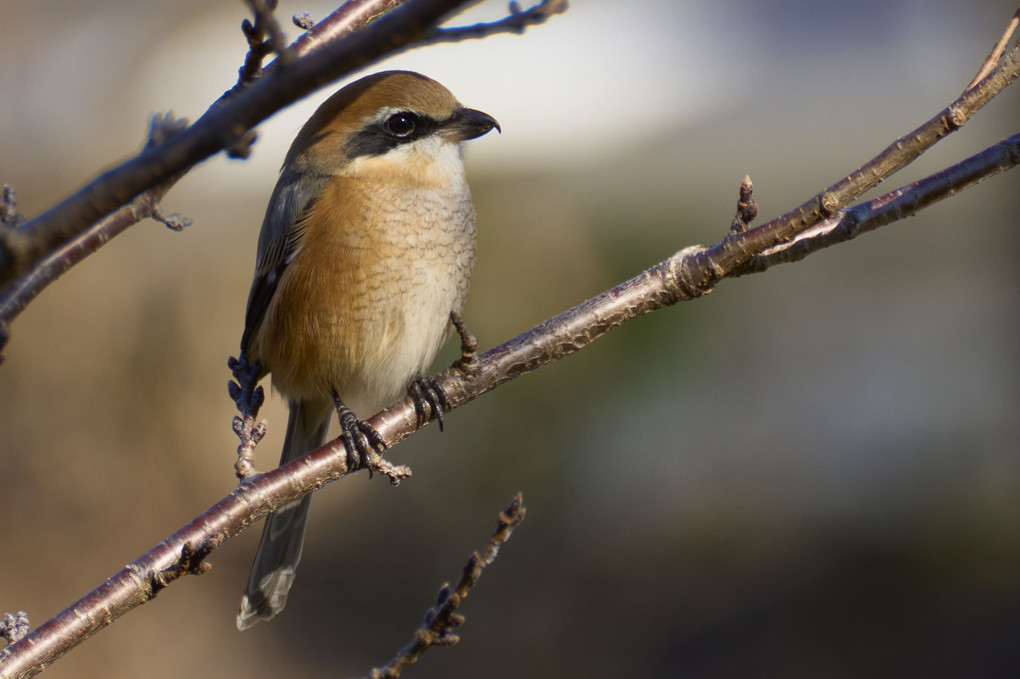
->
2, 0, 1020, 677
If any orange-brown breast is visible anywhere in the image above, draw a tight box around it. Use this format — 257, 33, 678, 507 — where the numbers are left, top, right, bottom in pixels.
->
253, 170, 475, 415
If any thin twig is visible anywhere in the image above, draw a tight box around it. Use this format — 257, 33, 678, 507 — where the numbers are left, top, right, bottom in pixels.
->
965, 5, 1020, 92
732, 131, 1020, 275
0, 113, 188, 323
366, 494, 526, 678
0, 182, 174, 323
426, 0, 568, 44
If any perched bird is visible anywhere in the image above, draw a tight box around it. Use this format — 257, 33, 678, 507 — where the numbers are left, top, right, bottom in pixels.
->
236, 71, 499, 630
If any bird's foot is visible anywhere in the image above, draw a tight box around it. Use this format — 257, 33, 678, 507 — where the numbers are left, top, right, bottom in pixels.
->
408, 374, 451, 431
331, 393, 386, 475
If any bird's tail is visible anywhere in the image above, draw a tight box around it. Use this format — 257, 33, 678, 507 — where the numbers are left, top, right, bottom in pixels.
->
237, 398, 332, 630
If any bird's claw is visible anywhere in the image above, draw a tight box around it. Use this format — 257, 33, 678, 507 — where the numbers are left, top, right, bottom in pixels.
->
333, 401, 386, 475
408, 375, 451, 431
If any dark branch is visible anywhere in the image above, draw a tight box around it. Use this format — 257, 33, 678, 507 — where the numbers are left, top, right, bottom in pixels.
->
239, 0, 290, 85
288, 0, 410, 56
0, 182, 175, 323
426, 0, 568, 44
366, 494, 526, 678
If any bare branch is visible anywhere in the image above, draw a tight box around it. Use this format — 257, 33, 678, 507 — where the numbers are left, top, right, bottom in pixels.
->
288, 0, 410, 56
964, 5, 1020, 92
0, 182, 175, 323
366, 494, 526, 678
733, 131, 1020, 275
426, 0, 569, 44
0, 110, 189, 323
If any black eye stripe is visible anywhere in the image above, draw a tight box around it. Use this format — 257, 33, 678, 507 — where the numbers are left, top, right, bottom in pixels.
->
344, 111, 442, 158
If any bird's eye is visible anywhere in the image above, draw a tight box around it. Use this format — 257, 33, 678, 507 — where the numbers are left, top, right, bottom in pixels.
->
384, 112, 418, 137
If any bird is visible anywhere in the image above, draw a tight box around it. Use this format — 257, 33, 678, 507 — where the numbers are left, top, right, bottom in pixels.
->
235, 70, 499, 630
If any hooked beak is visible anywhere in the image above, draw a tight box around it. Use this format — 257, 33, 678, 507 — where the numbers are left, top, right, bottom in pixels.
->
440, 107, 501, 142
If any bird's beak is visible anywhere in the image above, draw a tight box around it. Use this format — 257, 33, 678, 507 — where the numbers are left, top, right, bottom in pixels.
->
440, 107, 501, 142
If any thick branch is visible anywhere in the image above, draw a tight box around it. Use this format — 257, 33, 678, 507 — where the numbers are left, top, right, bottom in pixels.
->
289, 0, 414, 56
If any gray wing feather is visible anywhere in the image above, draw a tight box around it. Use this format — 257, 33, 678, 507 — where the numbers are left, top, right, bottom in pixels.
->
241, 170, 330, 356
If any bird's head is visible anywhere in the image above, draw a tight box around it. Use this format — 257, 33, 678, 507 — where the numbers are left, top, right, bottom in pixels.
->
285, 71, 499, 187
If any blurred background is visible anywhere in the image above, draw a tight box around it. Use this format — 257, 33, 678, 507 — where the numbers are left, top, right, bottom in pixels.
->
2, 0, 1020, 676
